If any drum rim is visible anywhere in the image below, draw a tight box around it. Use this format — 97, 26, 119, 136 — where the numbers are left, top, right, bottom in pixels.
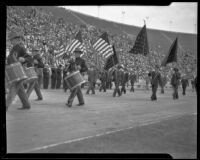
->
66, 71, 80, 79
6, 77, 27, 84
70, 80, 85, 90
6, 62, 21, 68
25, 67, 35, 69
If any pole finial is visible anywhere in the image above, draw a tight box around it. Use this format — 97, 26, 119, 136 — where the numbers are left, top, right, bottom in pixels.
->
143, 19, 146, 25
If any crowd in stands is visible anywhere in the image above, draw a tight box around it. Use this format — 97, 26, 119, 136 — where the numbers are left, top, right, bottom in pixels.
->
6, 6, 197, 84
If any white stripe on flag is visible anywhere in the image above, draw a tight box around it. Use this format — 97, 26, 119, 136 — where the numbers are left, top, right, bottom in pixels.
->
104, 51, 114, 59
94, 40, 105, 50
68, 39, 78, 52
101, 45, 111, 55
71, 41, 82, 53
93, 38, 102, 48
97, 42, 108, 52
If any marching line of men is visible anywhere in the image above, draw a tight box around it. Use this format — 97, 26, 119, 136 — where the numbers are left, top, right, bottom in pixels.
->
6, 32, 197, 111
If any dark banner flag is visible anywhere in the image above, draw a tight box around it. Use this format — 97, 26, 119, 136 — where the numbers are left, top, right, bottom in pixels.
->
129, 24, 149, 56
161, 37, 178, 66
104, 45, 119, 70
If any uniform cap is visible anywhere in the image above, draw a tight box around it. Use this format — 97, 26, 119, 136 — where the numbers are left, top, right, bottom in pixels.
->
74, 48, 82, 53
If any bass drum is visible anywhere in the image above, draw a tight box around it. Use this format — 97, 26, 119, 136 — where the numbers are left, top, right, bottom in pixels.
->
65, 71, 85, 90
5, 62, 27, 85
24, 67, 38, 83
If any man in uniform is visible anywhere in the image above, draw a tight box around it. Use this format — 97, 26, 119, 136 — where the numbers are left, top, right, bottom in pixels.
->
106, 70, 113, 90
34, 51, 44, 89
171, 67, 181, 100
51, 63, 57, 89
86, 64, 98, 94
150, 65, 162, 101
26, 47, 44, 101
99, 70, 107, 92
160, 74, 167, 94
66, 48, 88, 107
56, 64, 62, 89
181, 75, 189, 95
63, 64, 69, 92
6, 31, 31, 110
113, 64, 123, 97
121, 67, 128, 94
129, 70, 137, 92
43, 63, 51, 89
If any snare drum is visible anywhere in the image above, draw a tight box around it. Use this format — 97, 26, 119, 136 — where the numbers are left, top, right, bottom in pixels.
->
65, 71, 85, 90
5, 62, 28, 85
24, 67, 38, 82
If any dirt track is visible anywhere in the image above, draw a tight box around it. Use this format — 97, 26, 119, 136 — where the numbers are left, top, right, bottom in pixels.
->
6, 87, 197, 158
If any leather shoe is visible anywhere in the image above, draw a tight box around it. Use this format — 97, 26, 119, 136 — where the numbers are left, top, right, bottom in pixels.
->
18, 107, 30, 110
76, 103, 84, 106
35, 98, 43, 101
66, 103, 72, 107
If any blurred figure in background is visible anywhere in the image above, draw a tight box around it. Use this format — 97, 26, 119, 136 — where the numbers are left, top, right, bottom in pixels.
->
86, 64, 98, 94
171, 68, 181, 100
181, 75, 189, 95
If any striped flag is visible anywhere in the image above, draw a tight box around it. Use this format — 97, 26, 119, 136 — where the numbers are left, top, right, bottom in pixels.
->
93, 32, 114, 59
129, 24, 149, 56
161, 37, 178, 66
55, 58, 65, 67
65, 31, 86, 54
104, 45, 119, 70
55, 45, 66, 58
55, 31, 86, 58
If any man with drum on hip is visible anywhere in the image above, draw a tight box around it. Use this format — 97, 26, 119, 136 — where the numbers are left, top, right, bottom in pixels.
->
6, 31, 31, 111
26, 47, 44, 101
66, 48, 88, 107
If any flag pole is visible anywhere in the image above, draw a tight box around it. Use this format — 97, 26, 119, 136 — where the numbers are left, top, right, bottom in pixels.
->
111, 45, 115, 70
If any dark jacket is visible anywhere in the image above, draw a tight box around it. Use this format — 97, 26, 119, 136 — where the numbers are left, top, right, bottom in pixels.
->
181, 78, 189, 87
75, 57, 88, 73
151, 71, 162, 86
33, 54, 45, 68
123, 72, 129, 83
7, 44, 29, 65
171, 72, 181, 86
100, 71, 108, 82
43, 67, 51, 77
87, 68, 98, 82
129, 73, 137, 83
113, 69, 124, 84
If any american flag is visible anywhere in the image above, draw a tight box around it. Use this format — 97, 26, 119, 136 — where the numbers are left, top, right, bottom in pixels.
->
129, 24, 149, 56
55, 45, 66, 58
55, 58, 65, 67
55, 31, 86, 58
93, 32, 114, 59
104, 45, 119, 70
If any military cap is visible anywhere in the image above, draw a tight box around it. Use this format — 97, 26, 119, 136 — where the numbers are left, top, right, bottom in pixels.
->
74, 48, 82, 53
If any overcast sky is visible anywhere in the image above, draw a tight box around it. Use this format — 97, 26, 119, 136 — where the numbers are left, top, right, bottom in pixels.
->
60, 2, 197, 34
